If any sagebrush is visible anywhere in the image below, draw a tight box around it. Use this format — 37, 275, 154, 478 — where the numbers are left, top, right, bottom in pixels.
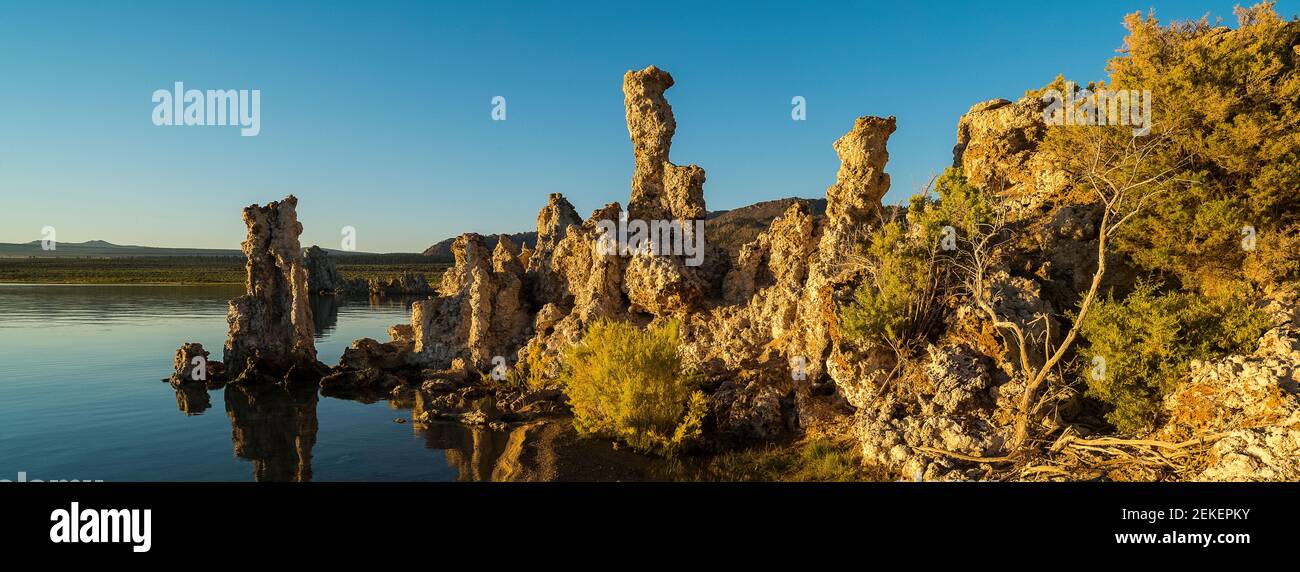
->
560, 319, 707, 456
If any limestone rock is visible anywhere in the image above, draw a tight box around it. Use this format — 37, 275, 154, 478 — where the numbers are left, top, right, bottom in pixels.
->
533, 303, 565, 336
623, 250, 707, 316
170, 342, 216, 386
710, 379, 790, 442
320, 368, 408, 393
412, 233, 532, 371
303, 245, 346, 294
224, 195, 319, 380
549, 203, 629, 322
368, 272, 434, 297
1156, 317, 1300, 481
799, 116, 896, 391
525, 193, 582, 306
623, 65, 676, 221
1194, 422, 1300, 482
923, 344, 996, 416
340, 338, 414, 371
855, 344, 1002, 479
825, 116, 895, 226
389, 324, 415, 345
985, 270, 1058, 375
952, 96, 1065, 215
614, 66, 713, 316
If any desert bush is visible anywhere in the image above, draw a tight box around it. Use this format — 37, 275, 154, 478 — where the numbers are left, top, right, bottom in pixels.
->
840, 168, 988, 351
506, 346, 555, 390
560, 319, 707, 456
1078, 281, 1269, 434
1042, 3, 1300, 293
907, 167, 995, 239
840, 220, 925, 348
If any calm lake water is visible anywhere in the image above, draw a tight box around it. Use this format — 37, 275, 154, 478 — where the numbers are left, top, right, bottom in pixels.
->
0, 284, 485, 482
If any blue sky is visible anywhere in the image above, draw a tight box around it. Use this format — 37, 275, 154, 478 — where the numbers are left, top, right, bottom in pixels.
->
0, 0, 1289, 252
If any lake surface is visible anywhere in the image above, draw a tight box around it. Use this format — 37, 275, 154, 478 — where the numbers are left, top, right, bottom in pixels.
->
0, 284, 489, 482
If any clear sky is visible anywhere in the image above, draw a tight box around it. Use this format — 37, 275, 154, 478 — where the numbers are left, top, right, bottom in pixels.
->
0, 0, 1288, 252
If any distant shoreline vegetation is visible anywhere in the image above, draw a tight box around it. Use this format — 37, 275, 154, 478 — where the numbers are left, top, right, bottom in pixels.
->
0, 256, 447, 285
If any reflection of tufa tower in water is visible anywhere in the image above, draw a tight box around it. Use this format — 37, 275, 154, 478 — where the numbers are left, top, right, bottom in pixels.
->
225, 384, 318, 482
412, 392, 524, 481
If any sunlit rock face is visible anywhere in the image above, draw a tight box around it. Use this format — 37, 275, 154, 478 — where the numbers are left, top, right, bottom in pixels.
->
526, 193, 582, 307
617, 66, 711, 318
449, 69, 900, 442
223, 195, 318, 380
411, 233, 531, 371
1157, 304, 1300, 482
796, 116, 896, 386
170, 342, 219, 386
622, 65, 676, 223
952, 96, 1066, 217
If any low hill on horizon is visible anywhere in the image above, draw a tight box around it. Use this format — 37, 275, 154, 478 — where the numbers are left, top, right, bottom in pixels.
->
421, 232, 538, 261
419, 197, 836, 262
0, 240, 382, 259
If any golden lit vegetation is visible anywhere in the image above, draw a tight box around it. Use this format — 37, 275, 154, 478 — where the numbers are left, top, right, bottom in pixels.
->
560, 319, 708, 456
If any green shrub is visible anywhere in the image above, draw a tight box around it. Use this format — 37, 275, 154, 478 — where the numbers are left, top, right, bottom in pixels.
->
1041, 4, 1300, 293
907, 167, 995, 240
1079, 281, 1269, 434
840, 167, 987, 349
840, 220, 922, 347
506, 346, 555, 390
560, 319, 707, 456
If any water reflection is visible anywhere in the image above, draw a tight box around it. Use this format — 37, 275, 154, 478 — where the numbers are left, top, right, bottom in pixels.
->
0, 284, 439, 481
0, 284, 242, 328
310, 295, 342, 338
174, 384, 212, 416
225, 384, 319, 482
412, 392, 527, 481
417, 422, 522, 481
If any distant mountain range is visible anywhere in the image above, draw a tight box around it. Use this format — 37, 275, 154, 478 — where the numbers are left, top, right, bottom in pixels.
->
0, 240, 367, 258
706, 197, 829, 256
417, 197, 832, 262
3, 197, 838, 261
421, 232, 539, 260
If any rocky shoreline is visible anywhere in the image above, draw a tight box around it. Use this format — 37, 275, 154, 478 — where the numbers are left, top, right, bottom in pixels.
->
165, 59, 1300, 482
